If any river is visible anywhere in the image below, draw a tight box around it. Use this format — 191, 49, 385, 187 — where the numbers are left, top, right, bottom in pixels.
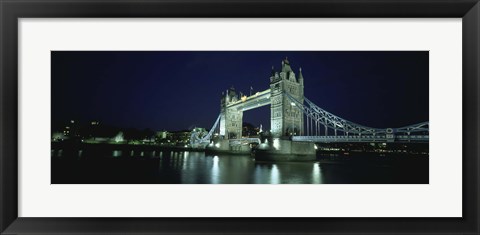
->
51, 150, 428, 184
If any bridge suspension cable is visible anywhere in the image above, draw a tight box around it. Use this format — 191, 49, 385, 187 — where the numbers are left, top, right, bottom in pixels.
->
284, 92, 428, 141
190, 114, 221, 146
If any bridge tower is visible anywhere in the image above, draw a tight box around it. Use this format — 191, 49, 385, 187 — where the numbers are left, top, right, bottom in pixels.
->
219, 86, 243, 139
270, 58, 304, 138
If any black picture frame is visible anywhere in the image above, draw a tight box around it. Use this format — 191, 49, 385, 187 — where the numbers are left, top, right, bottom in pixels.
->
1, 0, 479, 234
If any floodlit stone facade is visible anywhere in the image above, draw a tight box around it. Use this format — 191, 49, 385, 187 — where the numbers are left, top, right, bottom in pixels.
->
270, 57, 304, 137
219, 58, 304, 139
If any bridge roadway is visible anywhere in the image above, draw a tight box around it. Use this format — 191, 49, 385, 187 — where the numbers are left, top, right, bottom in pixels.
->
226, 89, 271, 111
227, 135, 428, 147
293, 135, 429, 143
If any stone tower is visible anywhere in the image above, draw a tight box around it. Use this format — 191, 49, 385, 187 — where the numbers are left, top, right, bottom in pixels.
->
270, 58, 304, 137
219, 86, 243, 139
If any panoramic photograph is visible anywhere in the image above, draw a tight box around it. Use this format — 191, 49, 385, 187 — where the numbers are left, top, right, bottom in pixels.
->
51, 51, 429, 184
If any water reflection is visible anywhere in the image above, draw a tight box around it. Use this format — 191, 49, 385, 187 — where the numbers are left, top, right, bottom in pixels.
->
112, 150, 122, 157
270, 165, 280, 184
51, 150, 428, 184
169, 152, 323, 184
312, 163, 322, 184
211, 156, 219, 184
252, 161, 323, 184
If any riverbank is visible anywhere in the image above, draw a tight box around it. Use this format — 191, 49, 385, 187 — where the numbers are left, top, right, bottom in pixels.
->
51, 141, 204, 159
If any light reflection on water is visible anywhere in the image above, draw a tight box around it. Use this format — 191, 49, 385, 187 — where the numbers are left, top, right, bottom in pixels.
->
158, 151, 324, 184
112, 150, 122, 157
51, 150, 428, 184
211, 156, 220, 184
312, 163, 321, 184
270, 165, 280, 184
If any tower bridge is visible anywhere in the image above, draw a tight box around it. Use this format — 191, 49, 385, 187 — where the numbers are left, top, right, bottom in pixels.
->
191, 58, 429, 160
219, 57, 305, 140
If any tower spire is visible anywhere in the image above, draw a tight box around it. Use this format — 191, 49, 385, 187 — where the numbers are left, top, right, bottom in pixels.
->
281, 56, 292, 73
298, 67, 303, 80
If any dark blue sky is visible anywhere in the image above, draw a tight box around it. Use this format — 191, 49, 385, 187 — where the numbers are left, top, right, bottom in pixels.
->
52, 51, 428, 131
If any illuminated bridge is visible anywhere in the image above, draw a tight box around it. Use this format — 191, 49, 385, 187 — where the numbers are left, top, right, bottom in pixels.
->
191, 58, 429, 149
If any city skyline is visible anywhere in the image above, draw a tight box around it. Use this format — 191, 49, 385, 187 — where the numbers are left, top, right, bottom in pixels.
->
52, 51, 428, 131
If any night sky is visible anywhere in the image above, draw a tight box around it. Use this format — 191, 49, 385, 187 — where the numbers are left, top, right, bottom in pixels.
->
52, 51, 428, 131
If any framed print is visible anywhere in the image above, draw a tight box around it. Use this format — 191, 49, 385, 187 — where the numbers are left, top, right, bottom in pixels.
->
1, 0, 479, 234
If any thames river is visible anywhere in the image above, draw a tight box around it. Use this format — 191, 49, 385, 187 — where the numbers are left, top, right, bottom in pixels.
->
52, 150, 428, 184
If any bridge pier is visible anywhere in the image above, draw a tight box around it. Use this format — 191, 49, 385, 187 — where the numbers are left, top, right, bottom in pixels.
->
205, 139, 251, 155
254, 138, 316, 162
204, 137, 316, 162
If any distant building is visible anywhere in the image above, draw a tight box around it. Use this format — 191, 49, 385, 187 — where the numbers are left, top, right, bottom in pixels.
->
156, 131, 168, 140
242, 122, 260, 137
51, 132, 65, 141
154, 130, 191, 145
62, 119, 79, 138
169, 131, 191, 145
